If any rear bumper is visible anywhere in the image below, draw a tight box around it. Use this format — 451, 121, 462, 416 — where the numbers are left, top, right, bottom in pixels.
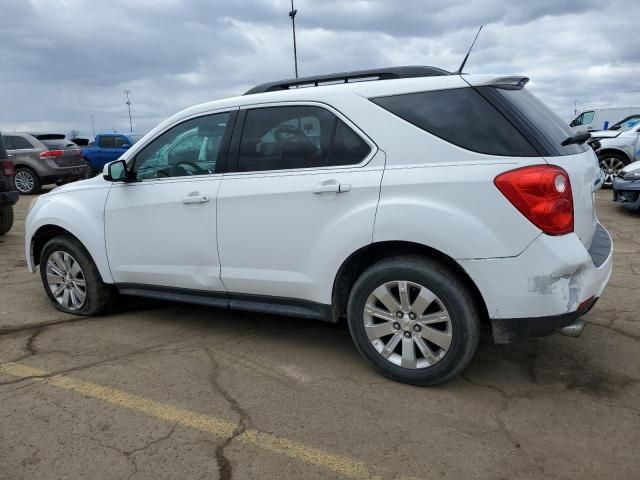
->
460, 223, 613, 343
40, 165, 87, 184
490, 297, 597, 343
0, 190, 19, 206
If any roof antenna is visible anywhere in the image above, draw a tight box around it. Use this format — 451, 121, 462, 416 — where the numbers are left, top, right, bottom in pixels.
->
455, 25, 483, 75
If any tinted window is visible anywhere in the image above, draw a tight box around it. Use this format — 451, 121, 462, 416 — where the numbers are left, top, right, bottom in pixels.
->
114, 136, 129, 148
10, 136, 33, 149
372, 88, 538, 157
492, 87, 588, 155
98, 136, 116, 148
238, 106, 369, 172
133, 112, 230, 179
332, 120, 371, 165
3, 136, 15, 149
40, 138, 75, 149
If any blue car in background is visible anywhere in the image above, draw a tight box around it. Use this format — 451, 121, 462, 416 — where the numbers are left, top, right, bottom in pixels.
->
83, 133, 144, 177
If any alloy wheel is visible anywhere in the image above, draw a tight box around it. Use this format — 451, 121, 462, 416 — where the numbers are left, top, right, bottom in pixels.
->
14, 170, 35, 193
363, 280, 452, 369
45, 251, 87, 310
599, 157, 625, 186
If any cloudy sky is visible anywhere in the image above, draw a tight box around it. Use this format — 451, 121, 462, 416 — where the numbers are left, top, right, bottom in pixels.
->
1, 0, 638, 138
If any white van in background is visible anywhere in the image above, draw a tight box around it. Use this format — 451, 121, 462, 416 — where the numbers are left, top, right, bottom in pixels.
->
570, 106, 640, 132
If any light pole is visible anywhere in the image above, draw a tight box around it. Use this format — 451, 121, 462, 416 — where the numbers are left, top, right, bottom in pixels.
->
289, 0, 299, 78
90, 114, 96, 139
124, 89, 133, 133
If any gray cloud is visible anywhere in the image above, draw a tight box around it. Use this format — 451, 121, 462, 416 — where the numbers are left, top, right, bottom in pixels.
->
0, 0, 638, 136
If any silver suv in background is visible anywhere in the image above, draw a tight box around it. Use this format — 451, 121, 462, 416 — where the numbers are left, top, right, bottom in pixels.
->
4, 133, 87, 194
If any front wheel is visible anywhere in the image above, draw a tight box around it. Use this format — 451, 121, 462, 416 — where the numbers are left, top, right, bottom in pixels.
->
347, 256, 480, 386
598, 152, 628, 188
0, 205, 14, 235
40, 236, 115, 315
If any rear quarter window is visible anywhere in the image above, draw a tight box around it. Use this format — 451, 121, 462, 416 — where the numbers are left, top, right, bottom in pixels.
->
371, 88, 538, 157
484, 87, 588, 156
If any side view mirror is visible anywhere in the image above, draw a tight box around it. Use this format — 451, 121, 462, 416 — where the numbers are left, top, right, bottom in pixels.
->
103, 159, 131, 182
121, 144, 131, 149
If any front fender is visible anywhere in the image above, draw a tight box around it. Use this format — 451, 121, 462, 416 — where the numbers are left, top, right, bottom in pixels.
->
25, 187, 113, 283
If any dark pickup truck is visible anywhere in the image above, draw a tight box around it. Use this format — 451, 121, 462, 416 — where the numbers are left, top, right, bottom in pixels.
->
0, 133, 19, 235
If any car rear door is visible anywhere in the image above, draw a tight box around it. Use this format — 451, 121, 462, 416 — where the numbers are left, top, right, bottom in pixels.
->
104, 109, 236, 291
216, 103, 384, 305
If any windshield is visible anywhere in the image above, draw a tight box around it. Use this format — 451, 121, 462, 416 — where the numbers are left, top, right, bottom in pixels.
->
127, 134, 144, 144
609, 115, 640, 131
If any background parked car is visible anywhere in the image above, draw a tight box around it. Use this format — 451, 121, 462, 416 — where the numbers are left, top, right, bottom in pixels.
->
4, 133, 86, 194
83, 133, 144, 177
613, 160, 640, 210
570, 106, 640, 133
0, 133, 19, 235
590, 121, 640, 187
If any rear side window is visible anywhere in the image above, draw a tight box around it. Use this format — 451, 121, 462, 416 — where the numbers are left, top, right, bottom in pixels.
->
98, 136, 116, 148
488, 87, 588, 156
371, 88, 538, 157
237, 106, 370, 172
4, 136, 33, 149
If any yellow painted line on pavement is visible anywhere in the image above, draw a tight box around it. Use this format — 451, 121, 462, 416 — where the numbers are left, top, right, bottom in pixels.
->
0, 362, 380, 480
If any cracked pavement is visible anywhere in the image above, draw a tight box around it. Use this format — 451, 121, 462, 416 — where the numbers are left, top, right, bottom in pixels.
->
1, 190, 639, 479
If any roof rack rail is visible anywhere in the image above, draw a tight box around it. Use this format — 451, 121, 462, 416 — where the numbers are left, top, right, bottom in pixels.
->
244, 65, 451, 95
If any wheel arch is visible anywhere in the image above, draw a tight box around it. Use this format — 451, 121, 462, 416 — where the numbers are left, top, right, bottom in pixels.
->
331, 240, 489, 326
597, 148, 630, 163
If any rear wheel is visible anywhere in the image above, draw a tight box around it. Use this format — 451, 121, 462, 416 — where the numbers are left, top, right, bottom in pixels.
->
0, 205, 14, 235
14, 167, 41, 195
598, 152, 628, 188
347, 256, 480, 386
40, 236, 114, 315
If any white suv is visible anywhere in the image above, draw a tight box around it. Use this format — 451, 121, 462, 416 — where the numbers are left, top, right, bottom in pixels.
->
25, 67, 613, 385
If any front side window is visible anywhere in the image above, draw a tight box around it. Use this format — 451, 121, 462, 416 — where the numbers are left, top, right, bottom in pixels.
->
371, 88, 538, 157
237, 106, 370, 172
133, 112, 230, 180
114, 136, 130, 148
581, 111, 595, 125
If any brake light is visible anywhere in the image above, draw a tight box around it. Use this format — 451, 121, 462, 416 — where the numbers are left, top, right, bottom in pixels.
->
1, 159, 15, 176
494, 165, 573, 235
39, 150, 65, 159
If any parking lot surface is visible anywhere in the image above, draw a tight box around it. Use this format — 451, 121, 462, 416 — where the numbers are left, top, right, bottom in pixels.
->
1, 190, 639, 480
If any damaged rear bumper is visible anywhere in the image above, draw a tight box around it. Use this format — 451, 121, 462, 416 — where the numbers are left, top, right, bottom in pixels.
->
460, 223, 613, 344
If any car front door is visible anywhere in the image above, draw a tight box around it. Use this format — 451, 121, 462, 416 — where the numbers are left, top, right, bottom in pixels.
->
104, 109, 236, 291
217, 103, 384, 305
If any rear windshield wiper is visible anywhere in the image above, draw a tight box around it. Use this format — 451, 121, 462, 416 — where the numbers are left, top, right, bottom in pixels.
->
561, 132, 591, 146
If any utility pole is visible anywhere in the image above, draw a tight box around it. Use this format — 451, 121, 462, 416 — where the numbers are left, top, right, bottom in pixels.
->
574, 100, 578, 115
124, 89, 133, 133
90, 114, 96, 138
289, 0, 299, 78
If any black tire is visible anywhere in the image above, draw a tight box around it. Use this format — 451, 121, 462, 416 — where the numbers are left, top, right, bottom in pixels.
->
83, 159, 94, 179
347, 256, 480, 386
14, 166, 41, 195
40, 235, 115, 316
0, 205, 13, 235
597, 152, 628, 189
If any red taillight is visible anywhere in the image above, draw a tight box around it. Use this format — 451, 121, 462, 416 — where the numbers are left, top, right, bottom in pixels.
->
494, 165, 574, 236
39, 149, 65, 159
1, 159, 15, 176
